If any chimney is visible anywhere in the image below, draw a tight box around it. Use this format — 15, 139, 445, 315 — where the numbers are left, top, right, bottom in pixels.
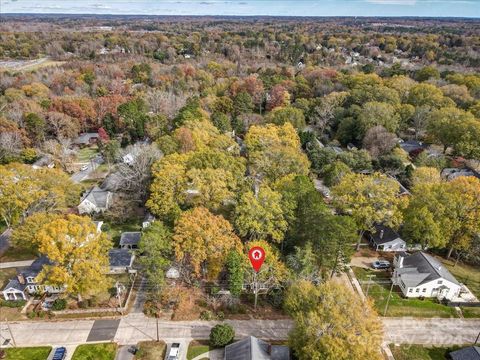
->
17, 274, 25, 285
380, 230, 384, 239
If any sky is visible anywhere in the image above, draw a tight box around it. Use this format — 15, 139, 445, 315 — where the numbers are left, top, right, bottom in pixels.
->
1, 0, 479, 18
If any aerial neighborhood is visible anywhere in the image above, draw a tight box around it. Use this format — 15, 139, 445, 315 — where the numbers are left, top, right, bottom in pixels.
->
0, 12, 479, 360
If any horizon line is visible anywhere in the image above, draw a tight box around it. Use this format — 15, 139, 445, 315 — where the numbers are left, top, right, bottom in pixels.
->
2, 13, 480, 19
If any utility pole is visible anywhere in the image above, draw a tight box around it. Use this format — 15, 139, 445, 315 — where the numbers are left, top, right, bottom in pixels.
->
156, 313, 159, 342
383, 281, 395, 317
365, 274, 376, 298
253, 271, 258, 311
5, 318, 16, 347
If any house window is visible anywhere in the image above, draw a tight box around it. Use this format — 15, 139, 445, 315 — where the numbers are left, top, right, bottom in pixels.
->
26, 277, 35, 283
422, 288, 426, 292
408, 289, 412, 293
437, 280, 443, 284
416, 288, 420, 293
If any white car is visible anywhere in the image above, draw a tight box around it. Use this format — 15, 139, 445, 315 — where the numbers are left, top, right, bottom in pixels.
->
167, 343, 180, 360
80, 164, 89, 171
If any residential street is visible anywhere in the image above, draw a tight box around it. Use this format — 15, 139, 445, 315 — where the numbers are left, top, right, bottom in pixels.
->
1, 315, 479, 348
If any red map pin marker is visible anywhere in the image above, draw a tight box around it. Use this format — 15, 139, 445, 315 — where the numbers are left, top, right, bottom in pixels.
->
248, 246, 266, 272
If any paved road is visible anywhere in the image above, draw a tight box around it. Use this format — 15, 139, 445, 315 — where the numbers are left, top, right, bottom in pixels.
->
2, 315, 478, 347
70, 157, 102, 183
0, 229, 12, 257
383, 317, 480, 345
0, 259, 35, 269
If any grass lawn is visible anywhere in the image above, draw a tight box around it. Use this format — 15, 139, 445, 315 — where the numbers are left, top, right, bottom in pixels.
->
72, 343, 117, 360
0, 247, 38, 263
77, 146, 99, 162
462, 307, 480, 318
134, 341, 166, 360
187, 341, 211, 360
352, 267, 458, 318
0, 268, 17, 287
103, 220, 142, 246
441, 258, 480, 299
3, 346, 52, 360
389, 344, 464, 360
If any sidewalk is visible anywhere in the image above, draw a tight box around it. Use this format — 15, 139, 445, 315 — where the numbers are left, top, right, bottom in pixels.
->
0, 259, 35, 269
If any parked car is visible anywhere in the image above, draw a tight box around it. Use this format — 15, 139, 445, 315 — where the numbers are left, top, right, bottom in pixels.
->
372, 260, 390, 269
128, 345, 138, 355
167, 343, 180, 360
80, 164, 89, 171
52, 347, 66, 360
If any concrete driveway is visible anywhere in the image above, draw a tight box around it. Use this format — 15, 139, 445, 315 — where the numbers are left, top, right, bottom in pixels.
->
115, 345, 134, 360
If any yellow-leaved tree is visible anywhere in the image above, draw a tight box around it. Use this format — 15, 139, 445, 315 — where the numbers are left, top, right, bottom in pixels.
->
35, 214, 112, 300
332, 172, 407, 249
173, 207, 242, 280
244, 123, 310, 183
285, 280, 383, 360
0, 163, 79, 227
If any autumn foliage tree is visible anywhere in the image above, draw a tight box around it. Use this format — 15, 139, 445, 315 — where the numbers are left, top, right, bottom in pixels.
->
172, 207, 242, 280
285, 280, 383, 360
332, 172, 407, 249
35, 214, 112, 299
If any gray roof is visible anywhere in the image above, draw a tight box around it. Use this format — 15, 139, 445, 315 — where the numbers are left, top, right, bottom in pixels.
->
80, 186, 110, 209
399, 140, 427, 154
441, 168, 480, 181
395, 252, 460, 288
109, 249, 134, 268
22, 256, 52, 279
74, 133, 99, 145
119, 232, 141, 246
3, 256, 52, 292
224, 336, 290, 360
370, 224, 404, 245
450, 346, 480, 360
3, 279, 26, 292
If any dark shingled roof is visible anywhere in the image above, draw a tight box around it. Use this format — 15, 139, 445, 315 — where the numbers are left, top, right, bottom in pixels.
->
224, 336, 290, 360
109, 249, 134, 268
450, 346, 480, 360
119, 232, 141, 246
3, 279, 26, 292
370, 224, 404, 245
395, 252, 460, 288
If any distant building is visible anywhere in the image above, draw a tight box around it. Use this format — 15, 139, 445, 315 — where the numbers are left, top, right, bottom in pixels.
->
393, 252, 461, 301
224, 336, 290, 360
119, 232, 141, 250
32, 155, 55, 170
368, 224, 406, 252
78, 186, 112, 214
399, 140, 427, 155
441, 168, 480, 181
74, 133, 100, 146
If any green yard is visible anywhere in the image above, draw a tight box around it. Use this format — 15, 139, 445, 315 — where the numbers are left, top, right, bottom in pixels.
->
76, 146, 99, 162
0, 247, 38, 263
72, 343, 117, 360
0, 268, 17, 287
187, 341, 211, 360
134, 341, 166, 360
352, 267, 458, 318
442, 258, 480, 299
389, 344, 464, 360
3, 346, 52, 360
103, 220, 142, 246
